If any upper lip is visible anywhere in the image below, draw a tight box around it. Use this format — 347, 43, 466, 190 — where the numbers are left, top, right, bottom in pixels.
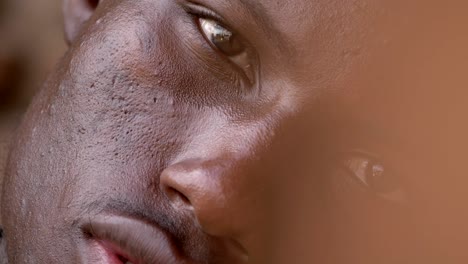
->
81, 214, 189, 264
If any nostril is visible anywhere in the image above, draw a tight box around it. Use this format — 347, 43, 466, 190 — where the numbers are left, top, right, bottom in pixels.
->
86, 0, 99, 9
164, 186, 191, 208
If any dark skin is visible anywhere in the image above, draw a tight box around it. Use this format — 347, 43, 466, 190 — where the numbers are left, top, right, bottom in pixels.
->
1, 0, 467, 263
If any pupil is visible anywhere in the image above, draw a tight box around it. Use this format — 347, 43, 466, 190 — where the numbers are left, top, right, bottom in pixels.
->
371, 164, 384, 179
367, 162, 399, 193
199, 18, 245, 57
366, 162, 384, 185
212, 25, 232, 45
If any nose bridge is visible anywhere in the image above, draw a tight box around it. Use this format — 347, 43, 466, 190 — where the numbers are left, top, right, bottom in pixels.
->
160, 156, 253, 238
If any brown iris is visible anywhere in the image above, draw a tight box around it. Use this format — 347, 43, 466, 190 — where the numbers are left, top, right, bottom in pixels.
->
199, 18, 244, 56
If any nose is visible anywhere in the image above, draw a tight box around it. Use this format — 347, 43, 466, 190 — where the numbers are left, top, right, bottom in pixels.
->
159, 157, 251, 238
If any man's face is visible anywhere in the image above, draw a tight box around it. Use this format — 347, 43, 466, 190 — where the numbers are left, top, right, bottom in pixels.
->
2, 0, 466, 263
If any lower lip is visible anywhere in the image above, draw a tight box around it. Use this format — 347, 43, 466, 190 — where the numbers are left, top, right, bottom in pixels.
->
87, 239, 136, 264
81, 214, 179, 264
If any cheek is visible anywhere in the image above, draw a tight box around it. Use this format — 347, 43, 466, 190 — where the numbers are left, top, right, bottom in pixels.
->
64, 24, 176, 165
0, 2, 190, 215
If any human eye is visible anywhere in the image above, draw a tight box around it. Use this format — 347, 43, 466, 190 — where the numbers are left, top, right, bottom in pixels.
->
337, 151, 407, 204
184, 3, 256, 85
199, 18, 244, 57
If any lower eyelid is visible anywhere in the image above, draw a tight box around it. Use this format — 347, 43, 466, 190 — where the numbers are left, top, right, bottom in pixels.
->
179, 22, 243, 82
330, 167, 372, 204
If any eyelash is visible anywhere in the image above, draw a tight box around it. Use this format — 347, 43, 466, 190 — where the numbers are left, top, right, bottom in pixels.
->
183, 1, 230, 26
185, 4, 223, 23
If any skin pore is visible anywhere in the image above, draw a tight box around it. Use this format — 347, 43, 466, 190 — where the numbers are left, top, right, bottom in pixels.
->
1, 0, 467, 263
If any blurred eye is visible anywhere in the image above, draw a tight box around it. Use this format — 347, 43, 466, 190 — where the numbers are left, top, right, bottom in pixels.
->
198, 18, 254, 83
341, 153, 406, 203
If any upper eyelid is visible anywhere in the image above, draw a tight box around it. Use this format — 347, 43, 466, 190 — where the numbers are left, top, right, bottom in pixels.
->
181, 1, 250, 46
183, 2, 230, 30
337, 150, 389, 174
338, 149, 382, 162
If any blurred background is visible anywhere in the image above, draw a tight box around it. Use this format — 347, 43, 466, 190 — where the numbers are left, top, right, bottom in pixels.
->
0, 0, 66, 193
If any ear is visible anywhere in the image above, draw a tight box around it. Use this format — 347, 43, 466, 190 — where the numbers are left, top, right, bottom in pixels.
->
63, 0, 100, 44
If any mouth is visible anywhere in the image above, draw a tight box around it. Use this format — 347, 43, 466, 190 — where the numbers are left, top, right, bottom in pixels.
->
81, 214, 187, 264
